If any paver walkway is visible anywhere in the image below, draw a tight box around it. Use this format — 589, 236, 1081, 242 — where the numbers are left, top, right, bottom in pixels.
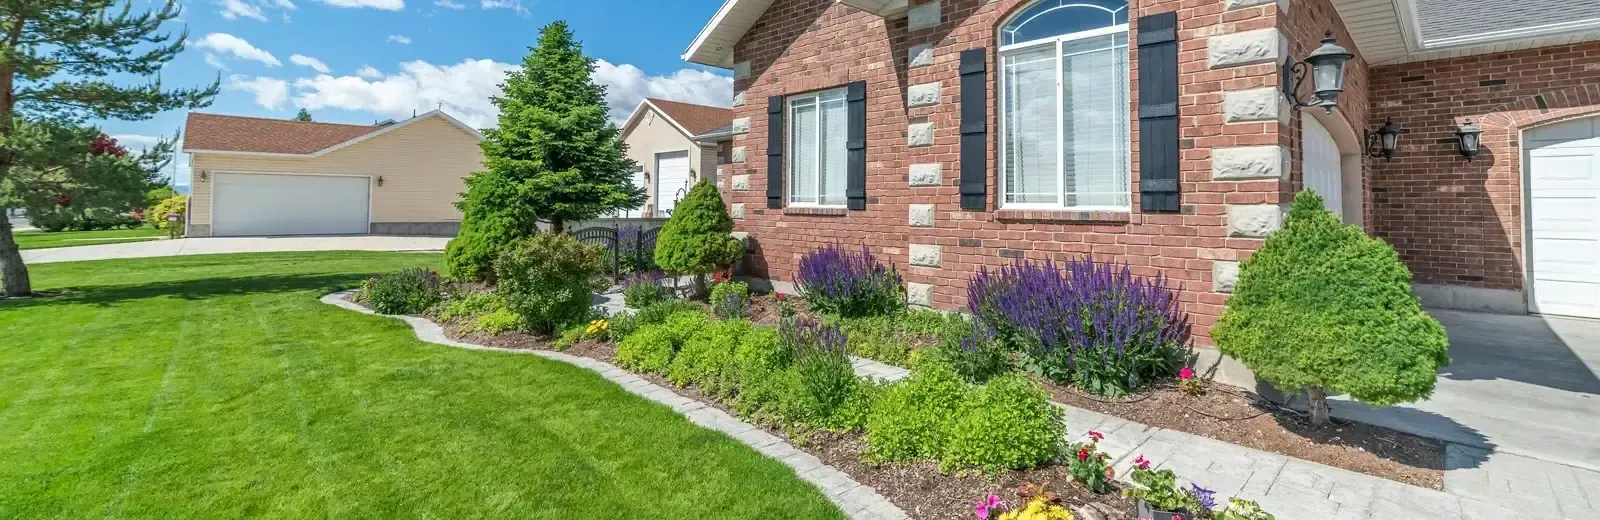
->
22, 235, 449, 264
854, 356, 1596, 520
323, 291, 909, 520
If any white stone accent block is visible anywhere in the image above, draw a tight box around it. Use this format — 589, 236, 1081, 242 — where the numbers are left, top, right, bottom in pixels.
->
908, 1, 940, 31
909, 43, 934, 67
732, 146, 747, 164
731, 174, 750, 191
1212, 146, 1288, 180
907, 82, 941, 107
908, 204, 934, 227
1207, 28, 1284, 69
909, 244, 942, 267
1228, 205, 1287, 238
909, 163, 942, 186
731, 117, 750, 134
907, 282, 934, 307
907, 120, 934, 147
1223, 87, 1290, 124
732, 61, 751, 80
730, 203, 746, 220
1213, 261, 1240, 293
1225, 0, 1288, 10
732, 90, 746, 107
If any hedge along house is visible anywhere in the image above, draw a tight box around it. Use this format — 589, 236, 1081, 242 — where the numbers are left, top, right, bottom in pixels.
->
685, 0, 1600, 344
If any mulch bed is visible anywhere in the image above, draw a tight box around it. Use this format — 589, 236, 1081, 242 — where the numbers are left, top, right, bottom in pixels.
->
1044, 381, 1445, 490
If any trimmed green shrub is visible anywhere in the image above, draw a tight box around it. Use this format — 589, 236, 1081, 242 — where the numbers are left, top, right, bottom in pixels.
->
709, 280, 750, 319
357, 268, 443, 315
435, 291, 507, 321
941, 374, 1064, 473
653, 180, 743, 295
472, 308, 522, 334
1212, 191, 1450, 425
493, 233, 606, 335
865, 358, 968, 463
609, 300, 701, 341
669, 319, 753, 389
446, 169, 538, 282
730, 326, 790, 417
616, 325, 676, 373
145, 194, 187, 230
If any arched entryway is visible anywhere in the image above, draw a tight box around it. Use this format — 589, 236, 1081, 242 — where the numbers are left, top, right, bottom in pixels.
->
1300, 109, 1364, 228
1523, 115, 1600, 319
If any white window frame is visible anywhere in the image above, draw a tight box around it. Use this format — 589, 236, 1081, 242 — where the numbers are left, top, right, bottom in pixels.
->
786, 87, 849, 208
997, 13, 1131, 211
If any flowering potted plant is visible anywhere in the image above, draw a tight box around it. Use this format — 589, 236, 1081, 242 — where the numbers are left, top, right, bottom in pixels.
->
1067, 430, 1114, 493
1124, 455, 1214, 520
973, 483, 1072, 520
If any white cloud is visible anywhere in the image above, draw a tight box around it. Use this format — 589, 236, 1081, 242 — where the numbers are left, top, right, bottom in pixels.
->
434, 0, 464, 8
387, 35, 412, 44
479, 0, 526, 15
274, 0, 297, 7
289, 58, 733, 130
217, 0, 266, 20
227, 74, 290, 110
193, 33, 281, 67
318, 0, 403, 10
110, 134, 165, 150
592, 60, 733, 122
203, 53, 229, 70
290, 54, 330, 73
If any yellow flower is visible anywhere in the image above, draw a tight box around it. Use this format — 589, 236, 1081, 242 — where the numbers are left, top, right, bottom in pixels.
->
585, 319, 609, 336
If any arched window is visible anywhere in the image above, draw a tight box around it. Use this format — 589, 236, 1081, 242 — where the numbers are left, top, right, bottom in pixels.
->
999, 0, 1131, 209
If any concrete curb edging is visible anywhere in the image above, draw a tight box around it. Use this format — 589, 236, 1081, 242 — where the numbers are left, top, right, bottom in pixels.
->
319, 291, 909, 520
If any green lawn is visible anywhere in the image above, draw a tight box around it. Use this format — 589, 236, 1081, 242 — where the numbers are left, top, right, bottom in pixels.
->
13, 227, 166, 250
0, 252, 842, 519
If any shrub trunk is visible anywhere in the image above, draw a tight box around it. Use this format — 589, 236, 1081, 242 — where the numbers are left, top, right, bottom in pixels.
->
1307, 385, 1331, 426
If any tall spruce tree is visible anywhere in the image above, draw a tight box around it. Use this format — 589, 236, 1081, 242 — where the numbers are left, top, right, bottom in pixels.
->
446, 20, 643, 280
0, 0, 217, 296
293, 108, 313, 122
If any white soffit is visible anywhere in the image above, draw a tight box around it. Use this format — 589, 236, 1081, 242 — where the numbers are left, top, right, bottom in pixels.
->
1332, 0, 1600, 66
683, 0, 775, 68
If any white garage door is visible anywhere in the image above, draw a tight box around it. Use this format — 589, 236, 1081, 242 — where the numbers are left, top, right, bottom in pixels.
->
654, 151, 692, 218
213, 173, 371, 236
1303, 116, 1344, 221
1527, 117, 1600, 319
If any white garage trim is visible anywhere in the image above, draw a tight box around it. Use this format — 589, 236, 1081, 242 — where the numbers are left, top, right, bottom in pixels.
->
654, 150, 694, 218
1521, 114, 1600, 319
208, 170, 374, 236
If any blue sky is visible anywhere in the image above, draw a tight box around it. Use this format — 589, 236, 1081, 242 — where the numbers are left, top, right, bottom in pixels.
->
98, 0, 733, 188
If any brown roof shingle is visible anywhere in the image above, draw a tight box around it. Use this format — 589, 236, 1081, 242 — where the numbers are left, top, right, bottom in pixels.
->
184, 112, 382, 154
647, 98, 734, 136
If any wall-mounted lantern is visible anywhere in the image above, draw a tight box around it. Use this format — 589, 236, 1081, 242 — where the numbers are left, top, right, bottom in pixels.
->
1455, 120, 1482, 160
198, 171, 209, 182
1364, 119, 1401, 160
1284, 31, 1355, 114
376, 176, 385, 186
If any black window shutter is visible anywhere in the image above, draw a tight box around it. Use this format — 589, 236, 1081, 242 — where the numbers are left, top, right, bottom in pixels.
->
766, 95, 784, 209
846, 80, 867, 210
958, 48, 987, 210
1137, 12, 1180, 212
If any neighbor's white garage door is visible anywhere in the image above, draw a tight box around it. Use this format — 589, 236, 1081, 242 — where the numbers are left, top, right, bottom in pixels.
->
213, 173, 371, 236
654, 151, 692, 218
1527, 117, 1600, 319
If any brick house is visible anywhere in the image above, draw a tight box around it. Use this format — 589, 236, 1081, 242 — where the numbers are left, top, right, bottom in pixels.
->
684, 0, 1600, 344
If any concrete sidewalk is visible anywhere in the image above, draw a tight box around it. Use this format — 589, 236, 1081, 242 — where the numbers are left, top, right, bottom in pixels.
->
21, 235, 449, 264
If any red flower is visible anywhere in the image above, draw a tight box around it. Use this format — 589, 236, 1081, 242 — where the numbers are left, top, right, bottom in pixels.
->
1077, 448, 1090, 461
1087, 430, 1104, 441
775, 293, 786, 301
1179, 366, 1195, 380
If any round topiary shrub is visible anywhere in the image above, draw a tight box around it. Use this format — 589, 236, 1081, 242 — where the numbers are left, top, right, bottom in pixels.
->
357, 268, 444, 315
1212, 190, 1450, 426
493, 232, 606, 335
653, 180, 743, 297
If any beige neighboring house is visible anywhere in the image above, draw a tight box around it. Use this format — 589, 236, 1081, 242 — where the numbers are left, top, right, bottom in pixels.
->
182, 111, 484, 237
611, 98, 733, 221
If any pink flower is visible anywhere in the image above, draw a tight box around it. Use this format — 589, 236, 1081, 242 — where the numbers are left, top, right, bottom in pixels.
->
1173, 515, 1184, 520
1087, 430, 1104, 441
973, 493, 1005, 519
1179, 366, 1194, 380
1134, 455, 1151, 469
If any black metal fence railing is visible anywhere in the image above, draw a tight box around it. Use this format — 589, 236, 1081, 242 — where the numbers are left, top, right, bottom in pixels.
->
572, 225, 659, 276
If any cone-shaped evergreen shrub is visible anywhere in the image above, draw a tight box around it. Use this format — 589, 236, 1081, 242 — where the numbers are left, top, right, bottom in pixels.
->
653, 180, 743, 293
1212, 191, 1449, 425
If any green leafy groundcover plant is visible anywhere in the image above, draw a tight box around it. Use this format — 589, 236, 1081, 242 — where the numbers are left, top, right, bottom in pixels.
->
653, 180, 743, 296
941, 374, 1064, 473
1212, 191, 1449, 425
493, 233, 607, 335
357, 268, 443, 315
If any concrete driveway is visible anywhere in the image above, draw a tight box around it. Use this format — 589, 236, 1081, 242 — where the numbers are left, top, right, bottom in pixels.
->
1329, 309, 1600, 471
20, 235, 450, 264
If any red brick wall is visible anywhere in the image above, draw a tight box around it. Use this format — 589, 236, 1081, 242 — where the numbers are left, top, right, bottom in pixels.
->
1367, 42, 1600, 291
724, 0, 1344, 344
